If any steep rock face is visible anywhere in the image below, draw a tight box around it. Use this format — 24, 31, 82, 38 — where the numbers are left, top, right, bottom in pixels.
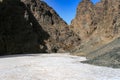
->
71, 0, 120, 54
0, 0, 49, 55
71, 0, 95, 39
71, 0, 120, 68
21, 0, 81, 52
0, 0, 81, 55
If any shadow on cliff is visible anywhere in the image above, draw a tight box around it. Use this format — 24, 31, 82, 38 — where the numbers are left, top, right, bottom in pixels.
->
0, 1, 50, 56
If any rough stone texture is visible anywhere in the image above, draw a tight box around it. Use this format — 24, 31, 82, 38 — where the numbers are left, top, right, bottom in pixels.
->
72, 0, 120, 68
71, 0, 120, 54
71, 0, 95, 40
21, 0, 81, 53
82, 38, 120, 68
0, 0, 81, 55
0, 0, 50, 55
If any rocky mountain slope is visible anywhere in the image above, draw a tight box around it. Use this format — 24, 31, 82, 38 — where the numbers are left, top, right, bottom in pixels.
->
0, 0, 80, 55
22, 0, 81, 53
71, 0, 120, 54
82, 37, 120, 68
71, 0, 120, 67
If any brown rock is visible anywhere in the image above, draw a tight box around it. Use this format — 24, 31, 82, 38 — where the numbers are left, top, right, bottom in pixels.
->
71, 0, 96, 41
71, 0, 120, 54
21, 0, 81, 53
71, 0, 120, 68
0, 0, 81, 55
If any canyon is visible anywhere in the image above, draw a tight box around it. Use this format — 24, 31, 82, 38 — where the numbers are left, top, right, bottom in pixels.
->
0, 0, 120, 67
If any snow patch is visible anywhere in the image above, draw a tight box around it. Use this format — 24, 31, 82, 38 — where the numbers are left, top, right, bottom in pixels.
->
0, 54, 120, 80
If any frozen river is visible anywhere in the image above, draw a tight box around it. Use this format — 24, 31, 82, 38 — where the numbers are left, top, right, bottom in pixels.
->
0, 53, 120, 80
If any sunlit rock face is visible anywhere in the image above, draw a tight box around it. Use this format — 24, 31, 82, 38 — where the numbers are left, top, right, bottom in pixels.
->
71, 0, 95, 40
71, 0, 120, 68
21, 0, 81, 53
71, 0, 120, 53
71, 0, 120, 41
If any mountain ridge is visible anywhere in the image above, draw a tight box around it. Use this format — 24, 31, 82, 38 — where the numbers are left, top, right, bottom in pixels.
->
0, 0, 80, 55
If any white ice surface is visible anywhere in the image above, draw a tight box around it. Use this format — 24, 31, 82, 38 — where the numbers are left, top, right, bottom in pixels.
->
0, 53, 120, 80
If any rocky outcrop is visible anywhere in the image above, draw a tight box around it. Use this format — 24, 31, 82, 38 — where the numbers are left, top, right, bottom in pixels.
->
0, 0, 50, 55
0, 0, 81, 55
21, 0, 81, 52
71, 0, 120, 54
71, 0, 120, 68
71, 0, 95, 39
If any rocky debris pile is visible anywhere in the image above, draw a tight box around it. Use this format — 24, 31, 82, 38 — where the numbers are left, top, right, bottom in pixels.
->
82, 38, 120, 68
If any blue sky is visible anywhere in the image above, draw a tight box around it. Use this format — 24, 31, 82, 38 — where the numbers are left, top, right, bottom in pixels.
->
44, 0, 100, 24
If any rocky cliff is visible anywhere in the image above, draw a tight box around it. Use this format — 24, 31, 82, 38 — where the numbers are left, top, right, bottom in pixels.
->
21, 0, 81, 53
0, 0, 80, 55
71, 0, 120, 54
71, 0, 120, 68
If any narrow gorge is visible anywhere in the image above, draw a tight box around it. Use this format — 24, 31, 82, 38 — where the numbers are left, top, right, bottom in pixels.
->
0, 0, 120, 68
